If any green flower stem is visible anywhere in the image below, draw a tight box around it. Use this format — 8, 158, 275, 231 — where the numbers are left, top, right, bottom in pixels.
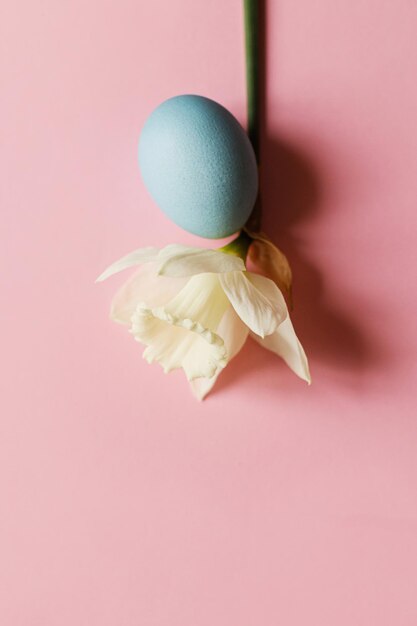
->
219, 230, 253, 261
243, 0, 262, 232
243, 0, 260, 163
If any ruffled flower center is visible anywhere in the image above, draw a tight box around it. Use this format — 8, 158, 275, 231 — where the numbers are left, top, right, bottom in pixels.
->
130, 273, 230, 380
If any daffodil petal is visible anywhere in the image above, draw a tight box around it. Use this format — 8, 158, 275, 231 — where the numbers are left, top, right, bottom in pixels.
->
251, 316, 311, 383
189, 306, 249, 401
110, 264, 187, 325
158, 245, 245, 277
97, 244, 245, 282
96, 247, 160, 282
219, 271, 287, 338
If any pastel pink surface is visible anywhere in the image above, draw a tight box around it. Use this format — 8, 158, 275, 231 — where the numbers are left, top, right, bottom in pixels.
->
1, 0, 417, 624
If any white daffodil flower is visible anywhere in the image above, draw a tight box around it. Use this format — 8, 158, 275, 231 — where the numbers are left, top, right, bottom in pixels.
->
97, 236, 310, 400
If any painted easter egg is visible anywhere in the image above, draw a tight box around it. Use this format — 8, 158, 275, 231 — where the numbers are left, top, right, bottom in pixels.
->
138, 95, 258, 239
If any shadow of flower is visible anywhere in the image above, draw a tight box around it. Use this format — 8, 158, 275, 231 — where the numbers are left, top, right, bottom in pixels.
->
212, 136, 385, 397
263, 137, 378, 371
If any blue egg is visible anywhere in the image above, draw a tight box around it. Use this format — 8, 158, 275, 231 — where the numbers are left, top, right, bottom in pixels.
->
138, 95, 258, 239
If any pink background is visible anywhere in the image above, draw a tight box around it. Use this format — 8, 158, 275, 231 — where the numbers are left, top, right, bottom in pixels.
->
2, 0, 417, 623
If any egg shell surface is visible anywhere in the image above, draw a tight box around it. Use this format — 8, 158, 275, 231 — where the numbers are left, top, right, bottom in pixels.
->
138, 95, 258, 239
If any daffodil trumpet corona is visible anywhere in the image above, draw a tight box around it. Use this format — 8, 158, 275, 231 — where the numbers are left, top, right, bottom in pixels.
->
97, 230, 310, 400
